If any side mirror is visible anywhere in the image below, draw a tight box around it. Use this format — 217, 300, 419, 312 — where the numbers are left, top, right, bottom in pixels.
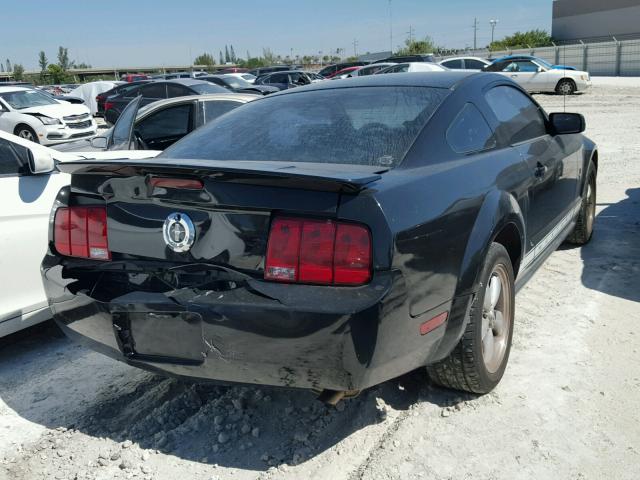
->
90, 136, 108, 149
550, 112, 585, 135
28, 149, 55, 175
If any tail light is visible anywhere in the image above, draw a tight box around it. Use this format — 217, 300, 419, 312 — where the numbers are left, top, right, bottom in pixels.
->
54, 206, 111, 260
104, 101, 114, 111
265, 217, 371, 286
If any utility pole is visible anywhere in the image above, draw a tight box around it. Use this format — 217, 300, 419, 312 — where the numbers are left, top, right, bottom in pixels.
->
472, 17, 479, 52
406, 25, 415, 44
353, 38, 358, 57
490, 19, 498, 45
389, 0, 393, 54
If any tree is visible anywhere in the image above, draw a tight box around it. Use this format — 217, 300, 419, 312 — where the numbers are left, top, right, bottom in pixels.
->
13, 64, 25, 81
194, 53, 215, 66
0, 64, 4, 73
57, 46, 71, 71
219, 51, 224, 65
47, 64, 69, 84
75, 62, 91, 69
230, 45, 236, 63
6, 59, 12, 73
38, 51, 48, 74
224, 45, 230, 63
396, 36, 438, 55
489, 29, 553, 51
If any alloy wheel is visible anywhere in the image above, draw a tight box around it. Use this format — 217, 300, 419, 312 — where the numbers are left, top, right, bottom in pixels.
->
481, 264, 512, 373
18, 129, 35, 141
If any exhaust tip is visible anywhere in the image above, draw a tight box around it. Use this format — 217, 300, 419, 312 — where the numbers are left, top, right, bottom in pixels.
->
317, 389, 360, 406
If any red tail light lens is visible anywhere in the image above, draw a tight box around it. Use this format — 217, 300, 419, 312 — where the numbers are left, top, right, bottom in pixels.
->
334, 224, 372, 285
54, 206, 111, 261
104, 101, 114, 111
265, 217, 371, 286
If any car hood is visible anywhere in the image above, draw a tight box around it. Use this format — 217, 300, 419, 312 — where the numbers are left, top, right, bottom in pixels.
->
551, 65, 577, 70
19, 102, 90, 120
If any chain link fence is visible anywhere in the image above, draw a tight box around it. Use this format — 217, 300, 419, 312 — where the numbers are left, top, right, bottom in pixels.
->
437, 38, 640, 76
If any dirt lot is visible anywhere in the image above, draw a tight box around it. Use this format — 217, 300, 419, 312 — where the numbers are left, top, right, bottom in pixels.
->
1, 80, 639, 480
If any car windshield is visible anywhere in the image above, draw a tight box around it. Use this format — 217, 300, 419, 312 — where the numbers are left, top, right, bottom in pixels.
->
241, 74, 256, 81
0, 89, 58, 109
190, 83, 227, 94
161, 86, 449, 168
222, 76, 252, 89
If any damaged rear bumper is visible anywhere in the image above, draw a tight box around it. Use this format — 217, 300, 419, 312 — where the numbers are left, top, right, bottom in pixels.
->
41, 257, 461, 391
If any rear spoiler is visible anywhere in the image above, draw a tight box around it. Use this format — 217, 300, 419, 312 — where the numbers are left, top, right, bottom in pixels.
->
56, 158, 388, 193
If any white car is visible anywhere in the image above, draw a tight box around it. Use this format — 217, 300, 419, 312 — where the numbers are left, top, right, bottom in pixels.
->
438, 56, 490, 71
225, 72, 258, 84
376, 62, 448, 74
351, 63, 397, 76
484, 56, 591, 94
0, 130, 159, 337
0, 86, 97, 145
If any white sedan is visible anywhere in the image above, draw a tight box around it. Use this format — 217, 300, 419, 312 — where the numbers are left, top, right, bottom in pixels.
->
483, 56, 591, 94
0, 130, 159, 337
0, 86, 97, 145
376, 62, 448, 74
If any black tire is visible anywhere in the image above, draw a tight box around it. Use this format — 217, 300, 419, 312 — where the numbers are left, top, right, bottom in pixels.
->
14, 124, 39, 144
566, 161, 596, 245
556, 78, 576, 95
427, 243, 515, 394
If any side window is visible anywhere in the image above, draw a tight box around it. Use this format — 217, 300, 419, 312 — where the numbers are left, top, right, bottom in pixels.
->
485, 86, 547, 145
446, 103, 496, 154
136, 104, 192, 141
442, 59, 464, 70
202, 100, 241, 124
485, 60, 507, 72
466, 59, 488, 70
0, 138, 30, 176
167, 84, 191, 98
514, 61, 539, 72
269, 73, 287, 83
140, 83, 167, 99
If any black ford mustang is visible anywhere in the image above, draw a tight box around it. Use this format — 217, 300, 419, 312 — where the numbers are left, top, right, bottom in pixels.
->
42, 72, 597, 400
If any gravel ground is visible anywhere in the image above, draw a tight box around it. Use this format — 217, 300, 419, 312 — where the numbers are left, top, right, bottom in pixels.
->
1, 82, 639, 480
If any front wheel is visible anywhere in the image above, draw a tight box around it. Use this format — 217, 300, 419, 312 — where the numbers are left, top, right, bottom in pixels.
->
427, 243, 515, 394
14, 125, 39, 144
556, 79, 576, 95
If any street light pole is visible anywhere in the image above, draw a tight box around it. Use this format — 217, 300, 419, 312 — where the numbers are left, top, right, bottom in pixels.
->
490, 19, 499, 45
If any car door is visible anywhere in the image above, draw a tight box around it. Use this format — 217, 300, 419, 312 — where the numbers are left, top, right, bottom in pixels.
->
134, 102, 195, 150
108, 96, 142, 150
484, 85, 580, 249
0, 136, 68, 329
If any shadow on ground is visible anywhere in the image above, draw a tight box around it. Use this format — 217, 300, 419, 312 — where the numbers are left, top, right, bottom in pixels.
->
570, 187, 640, 302
0, 320, 470, 471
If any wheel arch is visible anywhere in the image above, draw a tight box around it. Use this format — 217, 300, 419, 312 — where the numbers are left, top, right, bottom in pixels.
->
456, 189, 525, 298
556, 77, 577, 91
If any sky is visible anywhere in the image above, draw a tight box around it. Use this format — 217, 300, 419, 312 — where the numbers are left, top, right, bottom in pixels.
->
1, 0, 553, 70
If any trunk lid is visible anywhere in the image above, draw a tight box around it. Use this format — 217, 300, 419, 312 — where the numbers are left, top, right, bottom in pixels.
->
58, 159, 385, 274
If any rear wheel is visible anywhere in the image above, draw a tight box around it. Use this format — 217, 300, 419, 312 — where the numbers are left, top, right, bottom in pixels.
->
14, 125, 39, 144
556, 79, 576, 95
427, 243, 515, 394
566, 162, 596, 245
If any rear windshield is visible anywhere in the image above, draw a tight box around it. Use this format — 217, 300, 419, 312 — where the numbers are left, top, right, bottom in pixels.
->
161, 86, 448, 168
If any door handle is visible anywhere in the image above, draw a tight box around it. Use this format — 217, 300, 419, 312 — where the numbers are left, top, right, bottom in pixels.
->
534, 162, 548, 178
